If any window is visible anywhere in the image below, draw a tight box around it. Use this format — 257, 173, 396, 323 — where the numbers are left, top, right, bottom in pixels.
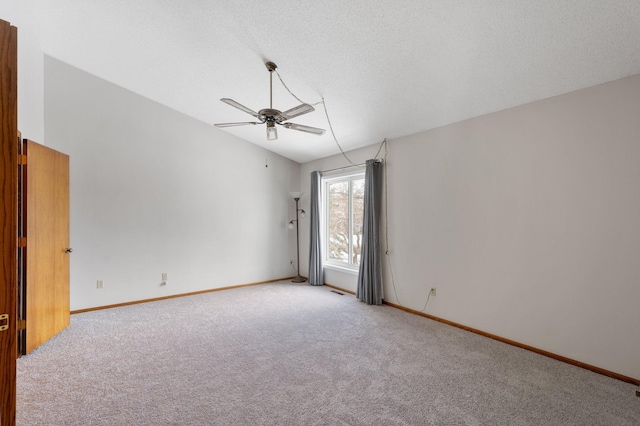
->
323, 172, 365, 271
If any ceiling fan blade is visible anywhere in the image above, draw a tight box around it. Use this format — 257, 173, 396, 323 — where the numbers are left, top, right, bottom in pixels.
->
281, 103, 315, 120
214, 122, 261, 128
282, 122, 326, 135
220, 98, 261, 118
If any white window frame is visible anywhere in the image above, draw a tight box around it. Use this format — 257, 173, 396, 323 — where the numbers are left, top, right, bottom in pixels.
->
322, 170, 365, 275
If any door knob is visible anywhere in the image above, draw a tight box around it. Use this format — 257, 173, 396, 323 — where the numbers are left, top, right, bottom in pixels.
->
64, 248, 73, 253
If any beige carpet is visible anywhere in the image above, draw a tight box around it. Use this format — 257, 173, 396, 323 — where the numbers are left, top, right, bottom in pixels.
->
17, 281, 640, 425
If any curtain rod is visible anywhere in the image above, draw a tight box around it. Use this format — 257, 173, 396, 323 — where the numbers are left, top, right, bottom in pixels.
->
314, 159, 382, 175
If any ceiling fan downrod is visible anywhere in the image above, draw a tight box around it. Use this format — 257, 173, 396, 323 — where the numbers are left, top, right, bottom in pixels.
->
266, 61, 277, 109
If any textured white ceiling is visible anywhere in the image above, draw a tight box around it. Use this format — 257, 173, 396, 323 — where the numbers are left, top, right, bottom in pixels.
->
26, 1, 640, 163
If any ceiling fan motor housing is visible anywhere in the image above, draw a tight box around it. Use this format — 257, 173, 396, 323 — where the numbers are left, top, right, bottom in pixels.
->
259, 108, 287, 124
258, 108, 284, 120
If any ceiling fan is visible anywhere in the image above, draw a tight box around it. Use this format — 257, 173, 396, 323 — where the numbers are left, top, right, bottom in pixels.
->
215, 61, 325, 140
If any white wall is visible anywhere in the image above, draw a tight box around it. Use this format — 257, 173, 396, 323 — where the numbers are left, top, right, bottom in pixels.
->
0, 2, 45, 142
6, 2, 639, 380
300, 74, 640, 381
44, 57, 300, 311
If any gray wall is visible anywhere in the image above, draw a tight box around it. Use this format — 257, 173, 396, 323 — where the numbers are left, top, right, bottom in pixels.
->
44, 57, 300, 310
300, 73, 640, 381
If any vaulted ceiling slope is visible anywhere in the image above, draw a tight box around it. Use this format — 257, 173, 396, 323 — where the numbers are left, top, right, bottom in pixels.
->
27, 1, 640, 163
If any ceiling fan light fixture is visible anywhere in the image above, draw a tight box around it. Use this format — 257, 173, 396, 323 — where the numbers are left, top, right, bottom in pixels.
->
215, 61, 325, 140
266, 121, 278, 140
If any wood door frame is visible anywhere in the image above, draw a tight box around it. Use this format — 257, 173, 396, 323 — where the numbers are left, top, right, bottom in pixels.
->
0, 18, 18, 426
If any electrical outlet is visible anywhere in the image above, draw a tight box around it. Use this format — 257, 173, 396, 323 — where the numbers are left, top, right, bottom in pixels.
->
430, 287, 436, 297
162, 273, 168, 282
97, 280, 104, 289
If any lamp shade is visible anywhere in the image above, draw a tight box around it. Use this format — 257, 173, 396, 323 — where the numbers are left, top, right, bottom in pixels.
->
290, 192, 304, 199
266, 122, 277, 140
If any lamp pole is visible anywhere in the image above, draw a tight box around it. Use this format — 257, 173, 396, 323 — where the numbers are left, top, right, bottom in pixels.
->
291, 194, 306, 283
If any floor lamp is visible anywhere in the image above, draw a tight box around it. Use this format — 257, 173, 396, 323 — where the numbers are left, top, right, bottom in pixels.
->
289, 192, 306, 283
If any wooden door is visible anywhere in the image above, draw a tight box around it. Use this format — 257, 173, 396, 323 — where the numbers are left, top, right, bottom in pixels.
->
23, 140, 70, 354
0, 18, 18, 426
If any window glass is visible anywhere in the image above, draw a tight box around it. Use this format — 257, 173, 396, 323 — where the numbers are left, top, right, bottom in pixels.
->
324, 173, 365, 268
328, 181, 349, 262
351, 178, 364, 265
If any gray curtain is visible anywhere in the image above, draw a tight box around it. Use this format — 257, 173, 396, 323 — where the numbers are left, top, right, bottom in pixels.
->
308, 171, 324, 285
356, 160, 383, 305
